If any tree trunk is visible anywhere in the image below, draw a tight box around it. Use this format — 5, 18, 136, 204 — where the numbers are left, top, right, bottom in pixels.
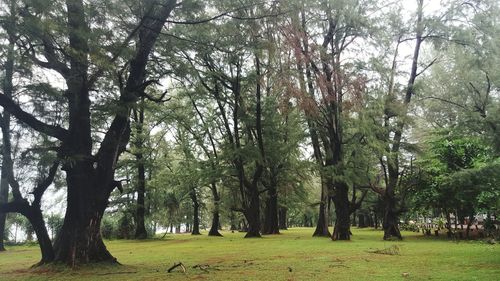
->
133, 104, 148, 240
134, 151, 147, 239
244, 188, 261, 238
262, 183, 279, 235
278, 207, 288, 230
53, 173, 115, 265
382, 194, 402, 240
191, 189, 201, 235
208, 182, 222, 236
313, 180, 331, 237
0, 173, 8, 251
332, 182, 350, 240
27, 207, 55, 265
358, 214, 366, 228
230, 211, 237, 231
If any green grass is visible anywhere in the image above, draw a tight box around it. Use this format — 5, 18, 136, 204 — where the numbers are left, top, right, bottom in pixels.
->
0, 228, 499, 280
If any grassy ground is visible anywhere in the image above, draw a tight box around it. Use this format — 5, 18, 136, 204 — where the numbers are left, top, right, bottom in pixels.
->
0, 227, 498, 281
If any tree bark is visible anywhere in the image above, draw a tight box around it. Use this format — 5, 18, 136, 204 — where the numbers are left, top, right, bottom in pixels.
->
0, 167, 8, 252
382, 193, 402, 240
313, 180, 331, 237
133, 104, 148, 240
244, 187, 261, 238
190, 188, 201, 235
208, 182, 223, 236
332, 182, 350, 240
262, 177, 279, 235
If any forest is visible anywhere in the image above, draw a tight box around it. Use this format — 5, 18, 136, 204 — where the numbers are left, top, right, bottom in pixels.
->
0, 0, 499, 279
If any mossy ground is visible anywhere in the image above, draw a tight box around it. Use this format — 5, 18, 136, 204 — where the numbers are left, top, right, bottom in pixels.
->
0, 227, 498, 280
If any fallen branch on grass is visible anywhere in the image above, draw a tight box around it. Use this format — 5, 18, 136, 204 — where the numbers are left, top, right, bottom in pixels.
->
167, 262, 186, 273
368, 245, 401, 255
193, 264, 221, 273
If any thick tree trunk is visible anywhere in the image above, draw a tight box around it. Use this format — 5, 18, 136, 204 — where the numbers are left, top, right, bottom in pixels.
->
278, 207, 288, 230
313, 180, 331, 237
262, 184, 279, 235
208, 182, 222, 236
382, 194, 402, 240
53, 172, 115, 265
332, 182, 350, 240
244, 189, 261, 238
191, 189, 201, 235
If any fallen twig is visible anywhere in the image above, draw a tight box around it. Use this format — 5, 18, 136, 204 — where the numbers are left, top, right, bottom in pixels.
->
368, 245, 401, 255
167, 262, 186, 273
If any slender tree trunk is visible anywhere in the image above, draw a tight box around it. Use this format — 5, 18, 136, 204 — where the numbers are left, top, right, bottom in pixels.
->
134, 104, 147, 239
358, 214, 366, 228
208, 182, 222, 236
190, 189, 201, 235
27, 207, 55, 265
134, 151, 147, 239
278, 207, 288, 230
332, 182, 350, 240
0, 171, 8, 251
0, 13, 16, 251
230, 211, 237, 231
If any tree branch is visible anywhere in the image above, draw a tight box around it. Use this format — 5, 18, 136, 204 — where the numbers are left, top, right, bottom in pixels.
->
0, 93, 67, 140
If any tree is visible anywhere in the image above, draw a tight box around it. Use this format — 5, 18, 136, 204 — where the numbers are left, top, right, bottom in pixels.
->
0, 0, 177, 265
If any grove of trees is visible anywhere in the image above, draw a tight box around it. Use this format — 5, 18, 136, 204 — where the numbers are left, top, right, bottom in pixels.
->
0, 0, 498, 267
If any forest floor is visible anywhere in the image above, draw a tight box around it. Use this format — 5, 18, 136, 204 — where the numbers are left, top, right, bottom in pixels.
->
0, 227, 498, 281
